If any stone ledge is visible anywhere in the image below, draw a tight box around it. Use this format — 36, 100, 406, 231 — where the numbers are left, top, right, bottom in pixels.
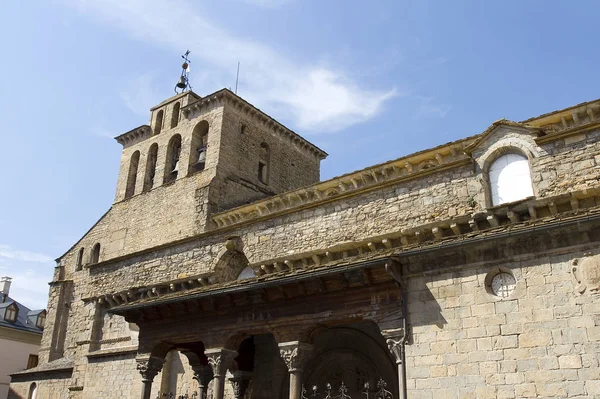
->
87, 345, 138, 359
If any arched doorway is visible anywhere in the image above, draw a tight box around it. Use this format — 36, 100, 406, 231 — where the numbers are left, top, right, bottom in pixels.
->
304, 325, 397, 398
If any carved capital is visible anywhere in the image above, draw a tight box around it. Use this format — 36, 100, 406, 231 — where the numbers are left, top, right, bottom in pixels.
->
229, 371, 252, 399
205, 348, 238, 378
381, 328, 405, 365
278, 341, 313, 373
136, 356, 165, 382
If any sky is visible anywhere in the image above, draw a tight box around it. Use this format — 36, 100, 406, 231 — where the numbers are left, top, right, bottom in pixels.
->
1, 0, 599, 309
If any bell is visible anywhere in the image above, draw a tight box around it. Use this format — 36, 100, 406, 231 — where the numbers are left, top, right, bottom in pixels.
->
171, 160, 179, 174
176, 76, 187, 90
196, 148, 207, 165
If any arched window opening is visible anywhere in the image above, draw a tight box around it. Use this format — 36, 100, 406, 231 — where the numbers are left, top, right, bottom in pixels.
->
124, 151, 140, 199
170, 102, 180, 128
154, 110, 164, 135
189, 121, 209, 174
143, 143, 159, 192
90, 243, 101, 264
28, 382, 37, 399
237, 266, 256, 280
489, 153, 534, 206
258, 142, 270, 184
76, 248, 84, 271
164, 135, 182, 184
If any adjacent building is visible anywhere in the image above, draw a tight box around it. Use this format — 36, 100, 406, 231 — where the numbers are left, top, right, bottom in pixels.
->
8, 86, 600, 398
0, 277, 46, 399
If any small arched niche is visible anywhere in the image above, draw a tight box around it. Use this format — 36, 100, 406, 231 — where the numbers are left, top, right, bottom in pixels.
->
258, 142, 270, 184
143, 143, 159, 192
489, 153, 534, 206
28, 382, 37, 399
170, 102, 181, 128
189, 121, 209, 174
124, 150, 140, 199
154, 110, 164, 135
90, 243, 101, 264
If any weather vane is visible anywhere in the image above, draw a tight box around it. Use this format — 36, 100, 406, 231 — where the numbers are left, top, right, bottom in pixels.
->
175, 50, 192, 94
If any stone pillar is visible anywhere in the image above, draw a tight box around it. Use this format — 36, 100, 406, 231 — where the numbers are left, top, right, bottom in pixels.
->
205, 348, 238, 399
228, 370, 252, 399
136, 356, 165, 399
382, 328, 407, 399
278, 341, 313, 399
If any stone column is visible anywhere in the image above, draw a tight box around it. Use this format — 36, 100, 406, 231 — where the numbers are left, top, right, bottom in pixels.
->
228, 370, 252, 399
278, 341, 313, 399
382, 328, 407, 399
205, 348, 238, 399
136, 356, 165, 399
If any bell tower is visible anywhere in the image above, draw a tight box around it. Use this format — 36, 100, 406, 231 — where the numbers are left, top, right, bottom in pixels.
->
108, 52, 327, 255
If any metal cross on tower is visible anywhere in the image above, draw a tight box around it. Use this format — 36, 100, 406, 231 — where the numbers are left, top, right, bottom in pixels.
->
175, 50, 192, 94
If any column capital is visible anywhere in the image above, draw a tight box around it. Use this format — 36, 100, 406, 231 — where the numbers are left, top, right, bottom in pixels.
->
278, 341, 313, 373
205, 348, 238, 378
381, 328, 405, 365
136, 356, 165, 382
229, 370, 253, 399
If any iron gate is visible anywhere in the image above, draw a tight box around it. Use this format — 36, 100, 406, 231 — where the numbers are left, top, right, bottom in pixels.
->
302, 378, 394, 399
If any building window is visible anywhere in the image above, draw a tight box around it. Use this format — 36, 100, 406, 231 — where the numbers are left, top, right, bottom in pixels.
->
28, 382, 37, 399
164, 134, 182, 184
171, 102, 181, 128
489, 153, 534, 206
189, 121, 209, 174
27, 355, 39, 369
240, 124, 246, 134
90, 243, 101, 264
76, 248, 84, 271
124, 151, 140, 199
143, 143, 159, 192
258, 142, 270, 184
5, 305, 17, 322
36, 313, 46, 329
154, 110, 164, 135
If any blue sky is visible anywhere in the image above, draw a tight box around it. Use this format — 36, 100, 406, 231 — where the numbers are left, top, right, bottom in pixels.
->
1, 0, 599, 309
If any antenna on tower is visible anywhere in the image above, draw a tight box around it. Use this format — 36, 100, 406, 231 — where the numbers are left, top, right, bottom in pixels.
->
235, 62, 240, 94
175, 50, 192, 94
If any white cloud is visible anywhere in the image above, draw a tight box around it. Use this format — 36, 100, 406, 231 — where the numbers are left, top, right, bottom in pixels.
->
64, 0, 396, 133
416, 97, 451, 119
0, 245, 54, 264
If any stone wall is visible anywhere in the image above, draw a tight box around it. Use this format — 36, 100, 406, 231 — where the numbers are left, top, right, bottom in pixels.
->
405, 248, 600, 398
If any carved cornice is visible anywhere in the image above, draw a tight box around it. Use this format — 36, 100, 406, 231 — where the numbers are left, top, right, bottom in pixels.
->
97, 186, 600, 312
181, 88, 327, 159
213, 143, 472, 229
114, 125, 152, 147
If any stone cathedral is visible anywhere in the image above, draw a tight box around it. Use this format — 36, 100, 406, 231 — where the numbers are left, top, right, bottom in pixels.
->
8, 84, 600, 399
